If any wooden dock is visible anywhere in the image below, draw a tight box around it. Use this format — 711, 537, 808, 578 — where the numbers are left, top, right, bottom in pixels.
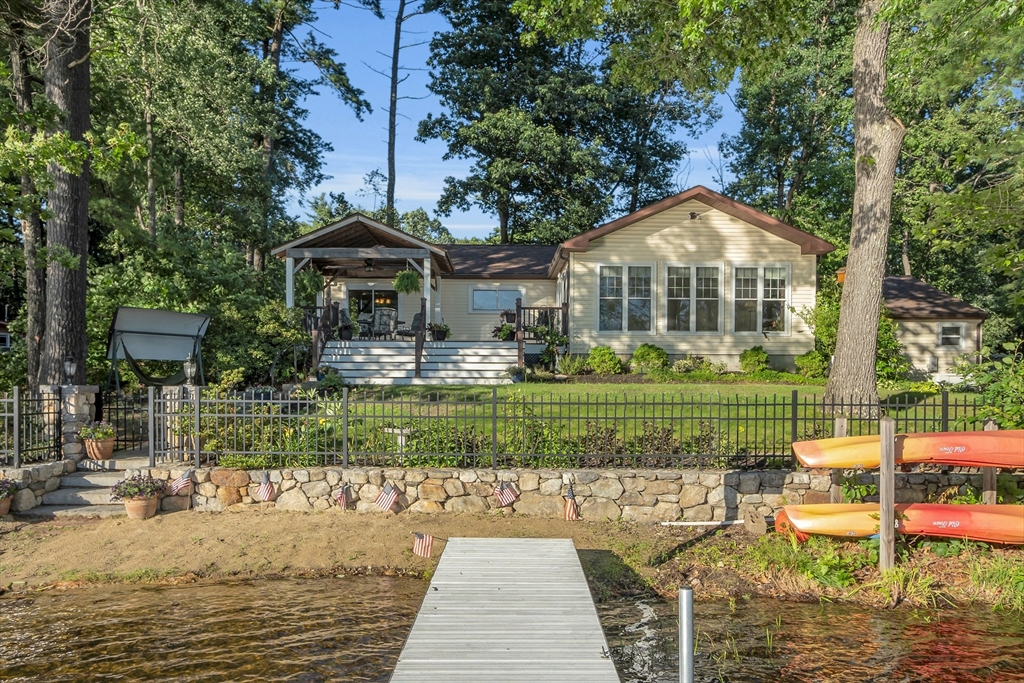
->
389, 537, 620, 682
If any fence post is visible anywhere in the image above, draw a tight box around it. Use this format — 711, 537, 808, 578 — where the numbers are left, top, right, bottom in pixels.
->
491, 387, 498, 470
829, 416, 847, 503
147, 386, 156, 467
982, 420, 998, 505
941, 390, 949, 432
55, 386, 63, 461
193, 387, 201, 470
515, 297, 524, 368
790, 389, 798, 445
879, 416, 896, 573
679, 586, 694, 683
12, 385, 20, 469
342, 386, 349, 469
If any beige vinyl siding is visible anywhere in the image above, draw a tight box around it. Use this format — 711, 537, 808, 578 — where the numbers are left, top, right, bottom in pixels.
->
895, 318, 982, 377
568, 199, 818, 370
441, 280, 556, 341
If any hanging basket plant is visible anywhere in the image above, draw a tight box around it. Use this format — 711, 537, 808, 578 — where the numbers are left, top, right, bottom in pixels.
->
393, 269, 422, 295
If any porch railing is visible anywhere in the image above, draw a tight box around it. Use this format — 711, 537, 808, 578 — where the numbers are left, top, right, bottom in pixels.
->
515, 299, 569, 367
146, 387, 983, 471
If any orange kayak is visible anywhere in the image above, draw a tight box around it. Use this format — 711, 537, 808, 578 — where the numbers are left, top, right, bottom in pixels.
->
780, 503, 1024, 545
791, 431, 1024, 469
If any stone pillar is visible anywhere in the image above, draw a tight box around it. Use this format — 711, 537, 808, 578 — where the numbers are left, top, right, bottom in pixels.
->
40, 384, 99, 462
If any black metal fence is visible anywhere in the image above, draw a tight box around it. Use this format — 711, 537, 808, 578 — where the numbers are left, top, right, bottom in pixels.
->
99, 390, 149, 452
149, 388, 983, 470
0, 387, 63, 467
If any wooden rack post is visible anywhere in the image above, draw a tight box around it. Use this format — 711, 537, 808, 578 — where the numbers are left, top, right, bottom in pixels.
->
829, 416, 847, 503
982, 420, 998, 505
879, 416, 896, 572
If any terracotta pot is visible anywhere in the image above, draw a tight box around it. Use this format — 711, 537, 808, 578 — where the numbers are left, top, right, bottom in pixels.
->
123, 496, 159, 520
0, 497, 11, 516
85, 437, 116, 460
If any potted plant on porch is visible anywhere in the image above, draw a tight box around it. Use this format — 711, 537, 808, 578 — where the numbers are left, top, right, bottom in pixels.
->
0, 478, 16, 516
492, 322, 516, 342
110, 475, 165, 520
80, 421, 116, 460
392, 269, 422, 295
427, 321, 450, 342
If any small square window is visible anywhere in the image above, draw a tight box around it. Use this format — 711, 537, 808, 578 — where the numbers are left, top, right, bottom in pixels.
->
939, 325, 963, 347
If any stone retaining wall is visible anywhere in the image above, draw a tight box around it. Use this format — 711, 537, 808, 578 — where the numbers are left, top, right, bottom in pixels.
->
129, 465, 1023, 521
1, 459, 79, 512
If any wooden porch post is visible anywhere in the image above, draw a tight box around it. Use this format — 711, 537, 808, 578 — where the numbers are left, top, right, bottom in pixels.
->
423, 256, 432, 326
414, 297, 426, 378
515, 297, 524, 368
285, 257, 295, 308
433, 273, 442, 325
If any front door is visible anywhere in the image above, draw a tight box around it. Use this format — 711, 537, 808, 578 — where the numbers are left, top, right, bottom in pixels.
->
349, 288, 399, 322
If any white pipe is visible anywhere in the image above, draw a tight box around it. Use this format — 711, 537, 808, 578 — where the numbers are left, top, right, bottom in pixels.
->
679, 586, 694, 683
660, 520, 746, 527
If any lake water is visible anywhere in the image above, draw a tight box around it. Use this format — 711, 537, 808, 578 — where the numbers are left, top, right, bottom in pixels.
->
1, 577, 1022, 681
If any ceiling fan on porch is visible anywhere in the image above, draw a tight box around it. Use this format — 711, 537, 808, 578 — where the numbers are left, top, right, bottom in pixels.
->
364, 258, 375, 272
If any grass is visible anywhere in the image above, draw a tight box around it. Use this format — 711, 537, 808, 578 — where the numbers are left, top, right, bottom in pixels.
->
970, 554, 1024, 612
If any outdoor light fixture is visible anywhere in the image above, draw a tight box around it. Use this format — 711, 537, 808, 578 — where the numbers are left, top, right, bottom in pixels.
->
183, 353, 198, 385
364, 259, 375, 272
689, 212, 701, 220
63, 357, 77, 384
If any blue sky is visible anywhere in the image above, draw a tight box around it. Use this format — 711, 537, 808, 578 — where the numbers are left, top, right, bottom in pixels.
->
292, 1, 741, 239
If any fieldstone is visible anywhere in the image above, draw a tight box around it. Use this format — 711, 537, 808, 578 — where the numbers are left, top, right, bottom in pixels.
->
790, 472, 810, 485
425, 469, 452, 479
313, 498, 331, 511
408, 500, 444, 514
803, 491, 831, 504
712, 506, 727, 521
355, 499, 382, 514
683, 504, 713, 522
446, 496, 489, 513
198, 482, 218, 498
644, 480, 680, 496
326, 470, 342, 486
519, 471, 541, 491
682, 473, 700, 485
309, 468, 327, 481
513, 492, 565, 517
539, 478, 563, 496
418, 482, 448, 502
459, 470, 479, 483
810, 476, 831, 492
405, 470, 428, 484
302, 481, 331, 499
210, 469, 251, 488
569, 471, 600, 484
161, 495, 191, 512
657, 472, 682, 480
345, 470, 369, 484
698, 474, 720, 488
268, 470, 283, 483
658, 494, 680, 503
896, 488, 926, 504
217, 487, 242, 506
622, 502, 680, 523
196, 497, 223, 512
249, 471, 262, 483
738, 472, 761, 494
443, 479, 466, 497
618, 491, 657, 506
467, 483, 494, 497
11, 488, 36, 511
380, 468, 403, 481
497, 471, 519, 482
762, 494, 786, 509
44, 477, 61, 492
581, 497, 621, 520
361, 484, 383, 502
707, 487, 724, 505
722, 472, 740, 486
405, 487, 419, 502
742, 494, 763, 504
621, 477, 643, 492
293, 470, 310, 483
476, 470, 497, 482
763, 471, 787, 488
275, 488, 313, 512
590, 478, 624, 500
678, 486, 707, 508
3, 469, 29, 485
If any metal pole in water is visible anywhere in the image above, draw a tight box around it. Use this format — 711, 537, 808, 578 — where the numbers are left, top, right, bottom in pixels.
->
679, 586, 694, 683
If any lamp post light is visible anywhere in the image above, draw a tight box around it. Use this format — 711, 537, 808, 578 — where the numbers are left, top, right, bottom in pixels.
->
183, 353, 198, 386
63, 357, 77, 385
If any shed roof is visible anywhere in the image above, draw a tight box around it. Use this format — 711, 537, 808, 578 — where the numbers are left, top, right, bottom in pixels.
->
561, 186, 835, 256
883, 276, 988, 320
443, 244, 560, 279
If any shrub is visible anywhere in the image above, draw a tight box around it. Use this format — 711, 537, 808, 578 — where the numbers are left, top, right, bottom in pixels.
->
110, 475, 165, 501
630, 343, 669, 373
958, 340, 1024, 429
556, 355, 589, 375
587, 346, 623, 375
218, 454, 273, 470
672, 354, 727, 375
794, 350, 829, 378
739, 346, 770, 373
79, 421, 116, 440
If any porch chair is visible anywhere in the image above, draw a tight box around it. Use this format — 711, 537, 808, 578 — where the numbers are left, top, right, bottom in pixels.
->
395, 312, 422, 340
372, 307, 398, 340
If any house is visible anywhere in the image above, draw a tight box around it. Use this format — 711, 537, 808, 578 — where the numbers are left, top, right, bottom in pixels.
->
0, 319, 10, 353
272, 186, 981, 383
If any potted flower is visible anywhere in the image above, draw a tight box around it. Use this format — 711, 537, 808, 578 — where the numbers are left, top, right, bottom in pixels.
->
492, 322, 516, 342
337, 318, 354, 341
500, 309, 517, 324
80, 421, 116, 460
393, 269, 422, 295
110, 475, 165, 520
0, 478, 16, 516
428, 321, 450, 342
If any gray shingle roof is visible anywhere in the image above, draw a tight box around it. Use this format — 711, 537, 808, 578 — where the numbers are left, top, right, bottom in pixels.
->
883, 276, 988, 320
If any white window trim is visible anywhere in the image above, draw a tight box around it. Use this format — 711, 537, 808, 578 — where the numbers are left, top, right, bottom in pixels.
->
343, 281, 404, 320
661, 262, 725, 335
936, 322, 966, 349
0, 332, 9, 349
595, 262, 657, 335
730, 263, 793, 337
467, 285, 525, 314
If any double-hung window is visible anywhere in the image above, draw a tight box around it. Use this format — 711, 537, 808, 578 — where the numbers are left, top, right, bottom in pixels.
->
733, 265, 790, 334
598, 265, 653, 332
471, 288, 521, 313
665, 265, 721, 333
938, 324, 964, 348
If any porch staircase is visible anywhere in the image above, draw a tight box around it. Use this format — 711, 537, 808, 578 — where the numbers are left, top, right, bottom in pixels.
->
19, 453, 150, 519
320, 340, 518, 385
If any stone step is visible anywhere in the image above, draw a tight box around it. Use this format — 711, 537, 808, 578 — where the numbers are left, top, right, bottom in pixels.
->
42, 488, 116, 506
61, 472, 124, 488
76, 456, 151, 471
17, 504, 126, 520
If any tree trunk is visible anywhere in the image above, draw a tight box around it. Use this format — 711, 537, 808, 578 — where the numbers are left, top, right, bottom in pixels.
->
39, 0, 91, 386
253, 6, 284, 273
824, 0, 906, 404
145, 100, 156, 238
497, 201, 509, 244
901, 225, 911, 276
9, 22, 45, 389
385, 0, 407, 227
173, 165, 184, 227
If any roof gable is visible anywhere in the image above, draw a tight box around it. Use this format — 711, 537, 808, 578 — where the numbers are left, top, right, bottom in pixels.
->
271, 213, 450, 260
561, 186, 835, 256
882, 276, 988, 320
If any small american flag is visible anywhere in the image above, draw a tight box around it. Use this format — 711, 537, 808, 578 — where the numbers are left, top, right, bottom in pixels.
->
412, 532, 434, 558
169, 469, 192, 495
494, 481, 518, 507
335, 485, 348, 510
375, 482, 399, 511
564, 482, 580, 521
256, 472, 274, 502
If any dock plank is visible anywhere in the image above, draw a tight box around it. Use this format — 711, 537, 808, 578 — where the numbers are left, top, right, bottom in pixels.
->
389, 537, 619, 682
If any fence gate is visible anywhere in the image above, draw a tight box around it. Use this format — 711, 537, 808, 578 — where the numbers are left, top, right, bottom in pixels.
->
0, 387, 63, 468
